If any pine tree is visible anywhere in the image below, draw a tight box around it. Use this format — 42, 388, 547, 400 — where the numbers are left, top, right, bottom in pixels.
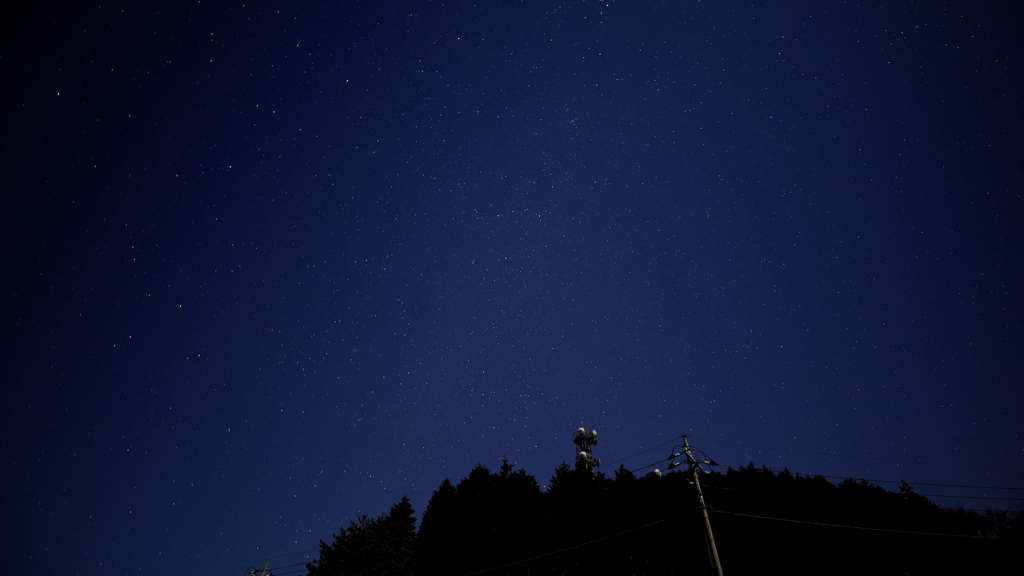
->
306, 497, 416, 576
416, 461, 546, 576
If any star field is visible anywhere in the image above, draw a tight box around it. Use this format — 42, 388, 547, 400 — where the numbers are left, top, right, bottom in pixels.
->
2, 2, 1022, 575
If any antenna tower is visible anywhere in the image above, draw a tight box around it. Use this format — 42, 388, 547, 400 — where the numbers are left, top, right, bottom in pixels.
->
572, 425, 600, 471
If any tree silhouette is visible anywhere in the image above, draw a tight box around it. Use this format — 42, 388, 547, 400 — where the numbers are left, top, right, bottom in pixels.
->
306, 497, 416, 576
416, 460, 545, 576
311, 457, 1017, 576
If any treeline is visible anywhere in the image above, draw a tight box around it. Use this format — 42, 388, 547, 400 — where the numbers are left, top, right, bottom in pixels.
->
307, 460, 1019, 576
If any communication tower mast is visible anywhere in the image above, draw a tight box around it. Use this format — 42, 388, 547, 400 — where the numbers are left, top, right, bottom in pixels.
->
572, 426, 600, 471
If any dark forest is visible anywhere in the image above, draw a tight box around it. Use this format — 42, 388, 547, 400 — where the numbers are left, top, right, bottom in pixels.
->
306, 458, 1019, 576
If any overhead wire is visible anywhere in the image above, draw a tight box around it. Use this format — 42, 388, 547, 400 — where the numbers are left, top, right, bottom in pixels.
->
716, 510, 992, 538
879, 480, 1023, 491
918, 494, 1024, 501
627, 455, 1024, 501
267, 549, 320, 559
703, 481, 1024, 502
617, 434, 1023, 484
691, 436, 1024, 472
616, 442, 1023, 508
629, 456, 679, 474
218, 549, 319, 576
459, 485, 999, 576
216, 564, 256, 576
712, 461, 1024, 494
704, 484, 801, 498
267, 561, 315, 571
459, 515, 675, 576
601, 435, 682, 468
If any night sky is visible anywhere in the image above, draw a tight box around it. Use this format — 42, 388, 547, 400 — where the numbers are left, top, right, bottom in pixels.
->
3, 1, 1023, 575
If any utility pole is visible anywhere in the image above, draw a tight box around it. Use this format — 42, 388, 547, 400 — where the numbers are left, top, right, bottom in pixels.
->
248, 558, 271, 576
683, 435, 724, 576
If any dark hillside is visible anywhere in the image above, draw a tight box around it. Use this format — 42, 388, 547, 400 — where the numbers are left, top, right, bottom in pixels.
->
413, 462, 1016, 575
309, 461, 1018, 576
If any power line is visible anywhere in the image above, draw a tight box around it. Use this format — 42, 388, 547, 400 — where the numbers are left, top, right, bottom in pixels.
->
267, 561, 314, 571
626, 456, 1024, 502
455, 489, 998, 576
624, 452, 1024, 508
918, 494, 1024, 501
630, 456, 678, 474
615, 434, 1024, 482
717, 510, 992, 539
883, 481, 1024, 491
692, 436, 1024, 472
705, 481, 1024, 502
705, 485, 801, 498
216, 564, 255, 576
219, 549, 319, 576
459, 515, 675, 576
602, 435, 682, 468
455, 503, 994, 576
712, 459, 1024, 491
267, 549, 320, 559
587, 441, 1024, 510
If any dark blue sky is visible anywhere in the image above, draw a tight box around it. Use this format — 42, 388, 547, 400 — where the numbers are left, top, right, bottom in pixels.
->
3, 1, 1022, 575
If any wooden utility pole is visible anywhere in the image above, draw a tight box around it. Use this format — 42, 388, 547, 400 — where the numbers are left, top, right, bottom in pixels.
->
683, 436, 724, 576
250, 558, 271, 576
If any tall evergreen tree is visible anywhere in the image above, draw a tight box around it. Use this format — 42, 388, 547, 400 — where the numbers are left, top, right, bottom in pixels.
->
306, 497, 416, 576
416, 460, 545, 576
415, 478, 457, 574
